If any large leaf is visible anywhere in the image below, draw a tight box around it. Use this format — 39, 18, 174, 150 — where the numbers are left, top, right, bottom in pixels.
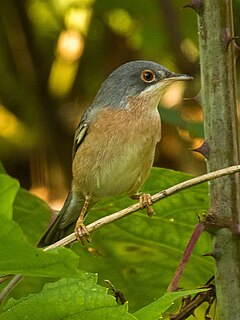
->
0, 275, 137, 320
12, 187, 51, 246
0, 174, 81, 278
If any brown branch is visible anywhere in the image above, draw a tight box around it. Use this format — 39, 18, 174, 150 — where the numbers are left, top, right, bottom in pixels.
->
46, 164, 240, 250
167, 222, 205, 292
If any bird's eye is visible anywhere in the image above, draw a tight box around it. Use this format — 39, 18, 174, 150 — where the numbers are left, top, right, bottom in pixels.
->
141, 70, 156, 83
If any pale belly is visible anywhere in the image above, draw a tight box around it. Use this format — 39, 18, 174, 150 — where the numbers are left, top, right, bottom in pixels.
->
72, 140, 156, 199
94, 146, 154, 198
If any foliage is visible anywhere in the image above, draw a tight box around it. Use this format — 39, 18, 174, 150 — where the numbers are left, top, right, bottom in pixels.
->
0, 277, 136, 320
0, 275, 208, 320
0, 167, 212, 318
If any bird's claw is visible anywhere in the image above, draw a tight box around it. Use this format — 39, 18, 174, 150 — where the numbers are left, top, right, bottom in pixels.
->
75, 222, 92, 244
139, 193, 155, 217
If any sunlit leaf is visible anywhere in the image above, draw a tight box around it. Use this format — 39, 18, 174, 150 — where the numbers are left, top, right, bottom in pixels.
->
0, 276, 137, 320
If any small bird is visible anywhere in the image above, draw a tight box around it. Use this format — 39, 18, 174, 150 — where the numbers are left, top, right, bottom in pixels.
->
37, 60, 192, 247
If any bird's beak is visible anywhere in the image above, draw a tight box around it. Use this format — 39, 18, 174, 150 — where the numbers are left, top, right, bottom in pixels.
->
141, 71, 193, 100
165, 72, 193, 81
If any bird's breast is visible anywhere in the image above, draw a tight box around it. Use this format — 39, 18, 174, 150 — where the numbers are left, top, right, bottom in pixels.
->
72, 105, 161, 199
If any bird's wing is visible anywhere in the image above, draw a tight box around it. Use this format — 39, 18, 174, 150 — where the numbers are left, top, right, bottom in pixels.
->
72, 104, 93, 158
72, 120, 89, 158
72, 103, 100, 158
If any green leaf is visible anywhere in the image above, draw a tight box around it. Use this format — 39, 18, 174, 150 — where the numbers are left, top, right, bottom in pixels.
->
134, 288, 209, 320
0, 174, 19, 217
0, 163, 6, 174
13, 187, 51, 246
0, 173, 81, 278
0, 276, 137, 320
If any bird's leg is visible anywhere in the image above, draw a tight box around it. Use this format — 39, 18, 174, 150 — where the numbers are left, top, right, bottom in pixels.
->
131, 192, 155, 217
75, 195, 92, 244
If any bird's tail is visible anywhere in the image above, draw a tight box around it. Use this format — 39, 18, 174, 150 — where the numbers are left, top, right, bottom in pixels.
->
37, 192, 85, 248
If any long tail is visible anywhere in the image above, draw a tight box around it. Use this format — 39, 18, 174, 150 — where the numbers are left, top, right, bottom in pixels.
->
37, 192, 85, 248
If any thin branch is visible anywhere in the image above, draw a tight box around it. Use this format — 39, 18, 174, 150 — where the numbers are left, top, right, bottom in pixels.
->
46, 164, 240, 250
0, 275, 23, 304
167, 222, 205, 292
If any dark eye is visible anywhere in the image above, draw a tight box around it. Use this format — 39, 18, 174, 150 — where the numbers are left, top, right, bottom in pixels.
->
141, 70, 156, 83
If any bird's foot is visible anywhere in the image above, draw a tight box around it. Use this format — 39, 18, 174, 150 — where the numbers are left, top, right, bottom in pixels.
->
132, 193, 155, 217
139, 193, 155, 217
75, 220, 92, 245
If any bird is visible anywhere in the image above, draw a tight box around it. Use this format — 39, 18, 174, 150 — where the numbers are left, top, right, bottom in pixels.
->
37, 60, 192, 247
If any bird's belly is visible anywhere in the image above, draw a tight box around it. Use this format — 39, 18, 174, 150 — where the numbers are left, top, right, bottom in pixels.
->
94, 149, 152, 198
72, 141, 155, 199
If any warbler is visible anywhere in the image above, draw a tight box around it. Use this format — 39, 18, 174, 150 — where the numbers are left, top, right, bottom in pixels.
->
37, 60, 192, 247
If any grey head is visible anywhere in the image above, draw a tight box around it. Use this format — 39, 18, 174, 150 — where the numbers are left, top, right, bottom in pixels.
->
73, 60, 192, 156
91, 60, 192, 109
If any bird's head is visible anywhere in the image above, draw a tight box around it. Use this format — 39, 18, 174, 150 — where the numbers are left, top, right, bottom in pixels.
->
92, 60, 192, 109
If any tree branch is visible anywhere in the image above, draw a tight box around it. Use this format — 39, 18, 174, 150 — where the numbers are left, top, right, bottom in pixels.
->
45, 164, 240, 250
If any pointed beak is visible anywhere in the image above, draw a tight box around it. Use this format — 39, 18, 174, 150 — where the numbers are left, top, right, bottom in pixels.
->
165, 72, 193, 81
141, 70, 193, 99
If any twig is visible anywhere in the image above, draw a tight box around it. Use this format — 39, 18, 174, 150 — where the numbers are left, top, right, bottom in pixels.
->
0, 275, 13, 284
167, 223, 205, 292
46, 164, 240, 250
170, 276, 216, 320
1, 164, 240, 305
0, 275, 23, 304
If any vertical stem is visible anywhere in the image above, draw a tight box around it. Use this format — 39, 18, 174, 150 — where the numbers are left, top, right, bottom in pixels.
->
198, 0, 240, 319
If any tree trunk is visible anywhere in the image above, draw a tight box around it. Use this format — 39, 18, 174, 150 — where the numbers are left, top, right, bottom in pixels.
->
198, 0, 240, 319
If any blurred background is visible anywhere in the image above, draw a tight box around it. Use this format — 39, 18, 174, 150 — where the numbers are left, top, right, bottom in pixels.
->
0, 0, 239, 210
